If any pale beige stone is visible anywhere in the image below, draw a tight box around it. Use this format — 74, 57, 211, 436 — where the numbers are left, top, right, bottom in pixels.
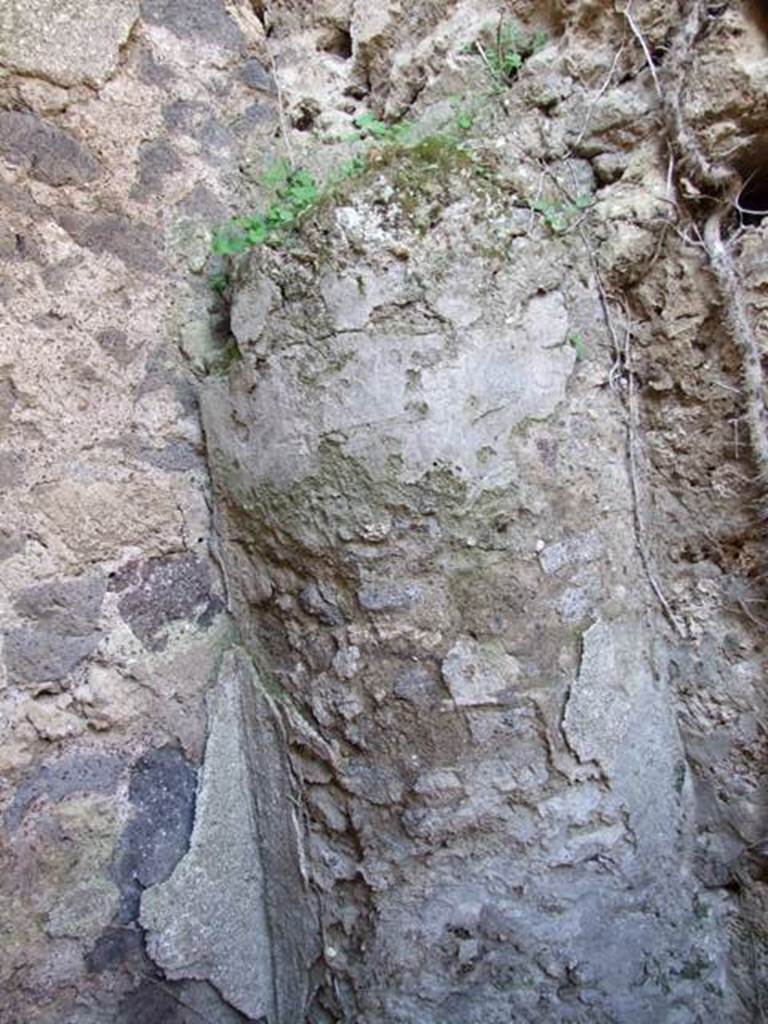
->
34, 479, 184, 566
0, 0, 139, 87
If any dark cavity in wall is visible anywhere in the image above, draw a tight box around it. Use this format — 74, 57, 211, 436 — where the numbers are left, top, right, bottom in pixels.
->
738, 176, 768, 226
735, 137, 768, 226
319, 27, 353, 60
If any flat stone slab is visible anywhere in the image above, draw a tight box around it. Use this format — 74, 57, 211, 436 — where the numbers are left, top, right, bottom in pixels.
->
140, 649, 318, 1022
140, 650, 274, 1021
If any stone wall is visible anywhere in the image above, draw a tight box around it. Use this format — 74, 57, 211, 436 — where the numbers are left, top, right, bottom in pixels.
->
1, 1, 767, 1021
0, 1, 275, 1019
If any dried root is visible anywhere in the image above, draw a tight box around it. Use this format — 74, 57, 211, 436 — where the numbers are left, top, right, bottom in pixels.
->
662, 0, 768, 516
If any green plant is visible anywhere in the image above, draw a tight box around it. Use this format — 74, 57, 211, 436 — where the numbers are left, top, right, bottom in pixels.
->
529, 193, 592, 233
453, 106, 474, 132
470, 19, 548, 89
212, 162, 321, 256
209, 271, 229, 295
333, 153, 368, 182
353, 112, 413, 144
209, 105, 485, 270
568, 332, 586, 361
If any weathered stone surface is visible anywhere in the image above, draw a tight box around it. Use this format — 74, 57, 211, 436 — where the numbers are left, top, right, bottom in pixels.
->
4, 627, 100, 687
358, 581, 422, 613
0, 0, 139, 86
3, 0, 767, 1019
115, 978, 251, 1024
441, 636, 520, 707
15, 575, 106, 635
142, 0, 245, 50
141, 649, 318, 1022
134, 139, 183, 194
95, 327, 136, 365
33, 479, 183, 566
45, 876, 119, 942
0, 112, 101, 187
54, 211, 164, 273
112, 745, 197, 922
240, 58, 275, 93
299, 580, 345, 625
4, 751, 123, 830
110, 554, 221, 650
85, 925, 144, 975
0, 0, 259, 1012
138, 439, 203, 472
4, 577, 104, 688
199, 83, 747, 1017
0, 449, 24, 489
23, 696, 86, 740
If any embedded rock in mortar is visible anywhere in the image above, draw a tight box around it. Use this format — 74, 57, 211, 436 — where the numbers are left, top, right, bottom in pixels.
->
200, 145, 736, 1021
140, 649, 318, 1023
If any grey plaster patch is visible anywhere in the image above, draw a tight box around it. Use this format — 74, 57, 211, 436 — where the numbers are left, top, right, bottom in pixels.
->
109, 554, 221, 651
4, 751, 123, 831
0, 0, 139, 87
55, 210, 164, 273
112, 745, 197, 923
223, 285, 575, 489
430, 268, 485, 327
563, 620, 685, 863
320, 264, 409, 331
141, 0, 245, 51
0, 112, 101, 187
441, 636, 521, 706
230, 271, 278, 347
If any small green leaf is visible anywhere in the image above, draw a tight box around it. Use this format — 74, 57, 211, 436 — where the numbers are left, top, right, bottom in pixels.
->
209, 271, 229, 294
261, 158, 291, 190
246, 221, 268, 245
503, 51, 523, 74
354, 113, 389, 138
568, 332, 586, 361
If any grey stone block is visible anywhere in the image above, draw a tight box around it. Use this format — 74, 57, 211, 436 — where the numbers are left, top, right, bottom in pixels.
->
0, 112, 101, 187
